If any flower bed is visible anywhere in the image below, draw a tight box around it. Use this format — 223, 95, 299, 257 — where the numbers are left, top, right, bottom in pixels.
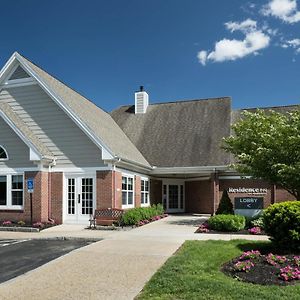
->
195, 216, 266, 235
222, 250, 300, 285
0, 219, 56, 231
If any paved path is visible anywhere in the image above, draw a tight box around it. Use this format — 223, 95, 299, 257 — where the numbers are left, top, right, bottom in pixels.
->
0, 215, 269, 300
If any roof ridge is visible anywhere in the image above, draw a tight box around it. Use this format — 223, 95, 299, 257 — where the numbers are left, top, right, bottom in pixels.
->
114, 96, 231, 110
235, 103, 300, 111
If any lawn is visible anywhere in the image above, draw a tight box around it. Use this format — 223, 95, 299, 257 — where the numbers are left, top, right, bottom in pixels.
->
136, 240, 300, 300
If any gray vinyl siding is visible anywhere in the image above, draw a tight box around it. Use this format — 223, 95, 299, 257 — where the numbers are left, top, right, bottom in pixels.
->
0, 85, 105, 167
0, 118, 34, 168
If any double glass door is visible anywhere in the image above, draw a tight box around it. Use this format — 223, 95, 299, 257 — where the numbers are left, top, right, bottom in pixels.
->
65, 175, 95, 224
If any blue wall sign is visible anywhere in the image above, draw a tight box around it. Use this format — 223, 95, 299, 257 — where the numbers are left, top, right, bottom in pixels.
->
27, 178, 34, 193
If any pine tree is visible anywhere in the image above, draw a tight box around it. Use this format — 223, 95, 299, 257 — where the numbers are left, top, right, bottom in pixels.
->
216, 190, 234, 215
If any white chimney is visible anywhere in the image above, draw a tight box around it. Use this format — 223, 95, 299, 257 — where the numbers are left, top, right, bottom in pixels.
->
135, 86, 149, 114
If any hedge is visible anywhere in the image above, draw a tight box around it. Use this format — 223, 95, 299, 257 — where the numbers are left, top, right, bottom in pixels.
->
208, 214, 246, 232
121, 204, 164, 226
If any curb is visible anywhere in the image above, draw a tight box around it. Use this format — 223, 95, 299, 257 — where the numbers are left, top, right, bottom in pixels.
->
0, 226, 39, 233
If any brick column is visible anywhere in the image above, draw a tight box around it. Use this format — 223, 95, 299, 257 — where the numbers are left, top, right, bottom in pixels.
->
135, 176, 141, 207
150, 179, 162, 205
50, 172, 63, 224
24, 171, 49, 223
96, 171, 113, 209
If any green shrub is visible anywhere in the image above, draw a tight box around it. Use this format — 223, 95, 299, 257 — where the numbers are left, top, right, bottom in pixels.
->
216, 190, 234, 215
251, 216, 264, 229
208, 214, 245, 232
121, 204, 165, 226
263, 201, 300, 250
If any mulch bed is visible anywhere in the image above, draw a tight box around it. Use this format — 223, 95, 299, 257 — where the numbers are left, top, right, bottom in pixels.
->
222, 254, 300, 286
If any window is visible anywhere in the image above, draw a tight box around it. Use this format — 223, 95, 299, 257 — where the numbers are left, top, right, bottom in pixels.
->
0, 174, 23, 209
0, 146, 8, 160
122, 175, 134, 208
141, 178, 150, 206
11, 175, 23, 206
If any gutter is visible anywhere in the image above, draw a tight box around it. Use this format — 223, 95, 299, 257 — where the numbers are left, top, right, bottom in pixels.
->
151, 165, 230, 175
105, 156, 153, 173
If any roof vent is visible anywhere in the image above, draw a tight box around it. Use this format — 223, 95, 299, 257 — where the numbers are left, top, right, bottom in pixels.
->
135, 86, 149, 114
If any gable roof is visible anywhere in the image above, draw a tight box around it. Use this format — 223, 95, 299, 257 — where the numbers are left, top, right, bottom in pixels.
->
5, 53, 150, 168
0, 102, 54, 159
111, 98, 232, 167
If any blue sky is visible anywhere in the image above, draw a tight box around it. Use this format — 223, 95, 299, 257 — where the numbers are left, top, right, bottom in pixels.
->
0, 0, 299, 111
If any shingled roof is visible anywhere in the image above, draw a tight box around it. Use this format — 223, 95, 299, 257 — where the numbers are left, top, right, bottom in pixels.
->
16, 53, 150, 167
111, 98, 232, 167
0, 102, 54, 159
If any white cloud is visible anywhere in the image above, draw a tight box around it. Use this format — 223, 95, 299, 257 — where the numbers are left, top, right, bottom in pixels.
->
197, 51, 208, 66
198, 19, 270, 65
262, 0, 300, 23
225, 19, 257, 33
281, 38, 300, 52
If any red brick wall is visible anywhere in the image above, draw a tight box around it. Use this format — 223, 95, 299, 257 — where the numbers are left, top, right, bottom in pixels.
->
219, 179, 273, 209
185, 180, 214, 214
96, 171, 113, 209
150, 179, 162, 205
219, 179, 296, 209
50, 172, 63, 224
135, 176, 141, 207
0, 172, 49, 223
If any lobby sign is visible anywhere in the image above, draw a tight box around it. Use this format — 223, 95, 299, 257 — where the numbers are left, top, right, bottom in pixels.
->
234, 197, 264, 210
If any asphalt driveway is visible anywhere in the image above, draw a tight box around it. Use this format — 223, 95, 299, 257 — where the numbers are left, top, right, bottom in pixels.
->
0, 239, 96, 284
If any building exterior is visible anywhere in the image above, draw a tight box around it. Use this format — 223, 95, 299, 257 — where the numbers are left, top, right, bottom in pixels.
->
0, 52, 297, 224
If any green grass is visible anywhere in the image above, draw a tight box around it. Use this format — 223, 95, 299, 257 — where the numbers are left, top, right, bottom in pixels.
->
136, 240, 300, 300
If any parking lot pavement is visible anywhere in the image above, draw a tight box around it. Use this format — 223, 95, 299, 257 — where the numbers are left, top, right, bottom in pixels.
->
0, 239, 97, 284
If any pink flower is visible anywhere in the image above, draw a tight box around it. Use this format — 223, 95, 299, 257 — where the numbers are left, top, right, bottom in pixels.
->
2, 220, 12, 226
248, 227, 261, 235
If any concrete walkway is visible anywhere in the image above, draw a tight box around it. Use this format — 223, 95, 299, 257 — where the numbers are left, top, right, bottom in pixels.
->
0, 215, 269, 300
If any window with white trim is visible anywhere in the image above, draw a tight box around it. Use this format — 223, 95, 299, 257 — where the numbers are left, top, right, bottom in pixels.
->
0, 146, 8, 160
0, 174, 24, 209
122, 175, 134, 208
141, 178, 150, 206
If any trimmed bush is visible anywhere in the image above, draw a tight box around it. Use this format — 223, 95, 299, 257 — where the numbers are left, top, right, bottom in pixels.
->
121, 204, 165, 226
263, 201, 300, 250
216, 190, 234, 215
208, 214, 246, 232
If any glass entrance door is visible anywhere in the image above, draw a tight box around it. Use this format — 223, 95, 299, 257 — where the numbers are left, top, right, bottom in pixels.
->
163, 181, 184, 213
65, 175, 95, 224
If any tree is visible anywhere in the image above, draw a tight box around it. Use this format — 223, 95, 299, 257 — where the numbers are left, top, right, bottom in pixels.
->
223, 109, 300, 200
216, 190, 234, 215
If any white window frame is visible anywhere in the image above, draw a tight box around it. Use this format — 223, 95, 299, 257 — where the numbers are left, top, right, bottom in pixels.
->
0, 174, 24, 210
141, 177, 150, 207
122, 174, 134, 209
0, 145, 9, 161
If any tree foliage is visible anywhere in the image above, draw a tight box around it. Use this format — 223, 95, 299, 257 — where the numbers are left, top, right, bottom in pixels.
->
223, 109, 300, 200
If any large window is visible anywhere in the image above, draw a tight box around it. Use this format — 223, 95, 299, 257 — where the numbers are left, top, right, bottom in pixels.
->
122, 175, 134, 208
0, 174, 23, 209
141, 178, 150, 206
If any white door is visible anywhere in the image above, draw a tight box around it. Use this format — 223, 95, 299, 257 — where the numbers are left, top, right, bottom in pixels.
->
65, 175, 95, 224
163, 180, 185, 213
